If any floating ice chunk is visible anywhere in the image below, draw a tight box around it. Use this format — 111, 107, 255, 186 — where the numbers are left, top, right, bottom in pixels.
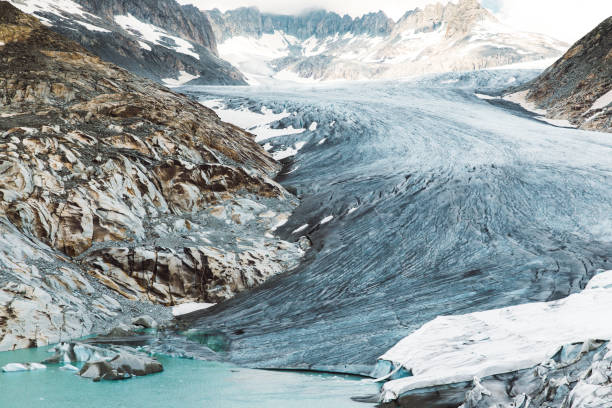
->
292, 224, 309, 234
320, 215, 333, 224
172, 302, 216, 316
318, 138, 327, 145
309, 122, 318, 131
2, 362, 46, 372
2, 363, 28, 372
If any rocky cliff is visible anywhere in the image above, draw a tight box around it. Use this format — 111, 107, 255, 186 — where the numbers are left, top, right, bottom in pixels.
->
206, 7, 394, 42
508, 16, 611, 132
7, 0, 246, 85
0, 2, 303, 351
204, 0, 567, 82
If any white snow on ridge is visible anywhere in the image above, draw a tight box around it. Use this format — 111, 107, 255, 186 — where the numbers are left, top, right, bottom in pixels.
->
114, 14, 199, 60
162, 71, 199, 87
9, 0, 107, 29
379, 269, 612, 402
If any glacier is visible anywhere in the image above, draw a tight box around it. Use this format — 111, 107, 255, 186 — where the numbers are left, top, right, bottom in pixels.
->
172, 69, 612, 384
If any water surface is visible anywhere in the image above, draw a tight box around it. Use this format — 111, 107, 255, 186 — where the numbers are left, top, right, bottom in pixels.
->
0, 346, 376, 407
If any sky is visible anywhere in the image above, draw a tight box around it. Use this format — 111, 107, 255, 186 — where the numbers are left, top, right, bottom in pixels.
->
180, 0, 611, 43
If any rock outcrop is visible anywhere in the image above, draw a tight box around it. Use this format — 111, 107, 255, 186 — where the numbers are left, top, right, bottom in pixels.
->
79, 352, 163, 381
508, 16, 611, 132
0, 2, 303, 351
205, 0, 567, 82
7, 0, 246, 85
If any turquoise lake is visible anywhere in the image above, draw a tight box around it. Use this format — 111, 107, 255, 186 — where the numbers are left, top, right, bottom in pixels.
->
0, 345, 378, 408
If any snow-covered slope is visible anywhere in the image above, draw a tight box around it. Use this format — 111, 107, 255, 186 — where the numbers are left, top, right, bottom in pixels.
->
204, 0, 567, 82
7, 0, 246, 85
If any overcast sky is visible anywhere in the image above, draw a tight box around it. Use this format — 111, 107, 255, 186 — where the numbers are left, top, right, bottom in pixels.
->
180, 0, 611, 43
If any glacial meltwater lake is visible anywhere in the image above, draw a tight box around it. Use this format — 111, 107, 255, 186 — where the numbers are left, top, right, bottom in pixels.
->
0, 346, 377, 408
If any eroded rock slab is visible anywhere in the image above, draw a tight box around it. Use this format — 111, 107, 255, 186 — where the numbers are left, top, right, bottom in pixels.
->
0, 3, 303, 350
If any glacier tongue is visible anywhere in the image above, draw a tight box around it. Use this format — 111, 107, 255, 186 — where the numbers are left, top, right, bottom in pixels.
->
379, 269, 612, 402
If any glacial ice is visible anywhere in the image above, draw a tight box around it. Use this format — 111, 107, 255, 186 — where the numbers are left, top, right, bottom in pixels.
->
181, 70, 612, 375
378, 269, 612, 402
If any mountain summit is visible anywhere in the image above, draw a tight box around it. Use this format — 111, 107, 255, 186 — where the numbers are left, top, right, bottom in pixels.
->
206, 0, 567, 82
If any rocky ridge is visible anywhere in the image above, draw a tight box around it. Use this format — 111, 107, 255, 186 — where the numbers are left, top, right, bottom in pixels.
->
7, 0, 246, 85
0, 2, 303, 351
508, 16, 611, 132
204, 0, 567, 82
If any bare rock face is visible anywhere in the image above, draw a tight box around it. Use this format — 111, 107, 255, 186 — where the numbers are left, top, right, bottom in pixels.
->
0, 3, 303, 350
510, 16, 612, 132
7, 0, 246, 85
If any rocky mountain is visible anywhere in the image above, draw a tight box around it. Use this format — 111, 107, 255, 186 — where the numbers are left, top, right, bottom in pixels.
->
507, 16, 611, 132
7, 0, 246, 85
0, 2, 304, 351
203, 0, 568, 82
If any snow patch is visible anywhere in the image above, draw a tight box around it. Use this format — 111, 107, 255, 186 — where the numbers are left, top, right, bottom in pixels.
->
162, 71, 199, 87
138, 41, 152, 51
114, 14, 199, 60
200, 99, 291, 130
503, 90, 547, 115
272, 141, 306, 161
172, 302, 215, 316
587, 89, 612, 113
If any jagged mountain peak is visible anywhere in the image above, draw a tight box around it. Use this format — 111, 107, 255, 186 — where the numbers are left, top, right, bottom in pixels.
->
207, 0, 567, 83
